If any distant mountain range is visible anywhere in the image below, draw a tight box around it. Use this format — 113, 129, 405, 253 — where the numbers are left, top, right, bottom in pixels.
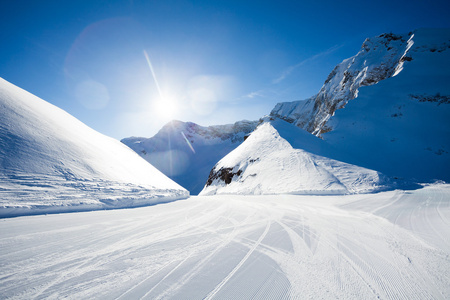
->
123, 28, 450, 194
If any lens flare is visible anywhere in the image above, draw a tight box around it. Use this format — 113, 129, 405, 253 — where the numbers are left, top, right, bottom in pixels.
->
181, 131, 196, 154
74, 79, 109, 110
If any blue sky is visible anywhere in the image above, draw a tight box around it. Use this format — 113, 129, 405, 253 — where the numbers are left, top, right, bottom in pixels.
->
1, 0, 450, 139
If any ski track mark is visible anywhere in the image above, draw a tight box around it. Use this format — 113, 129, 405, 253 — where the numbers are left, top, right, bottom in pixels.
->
204, 219, 272, 300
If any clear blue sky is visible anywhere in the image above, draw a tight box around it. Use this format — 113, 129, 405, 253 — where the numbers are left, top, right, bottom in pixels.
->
1, 0, 450, 139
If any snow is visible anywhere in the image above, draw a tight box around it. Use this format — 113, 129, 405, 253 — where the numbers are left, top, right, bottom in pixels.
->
200, 120, 393, 196
121, 120, 257, 194
0, 78, 188, 218
1, 184, 449, 299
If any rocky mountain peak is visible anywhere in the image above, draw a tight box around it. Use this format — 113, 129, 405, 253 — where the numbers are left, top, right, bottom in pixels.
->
270, 31, 414, 136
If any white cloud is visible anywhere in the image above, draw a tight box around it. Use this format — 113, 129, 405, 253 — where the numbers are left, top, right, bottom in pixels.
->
246, 90, 264, 99
272, 44, 344, 84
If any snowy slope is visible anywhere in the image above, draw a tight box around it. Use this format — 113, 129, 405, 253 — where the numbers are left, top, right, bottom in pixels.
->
0, 78, 188, 217
270, 29, 450, 182
1, 184, 449, 299
200, 120, 390, 195
122, 120, 257, 194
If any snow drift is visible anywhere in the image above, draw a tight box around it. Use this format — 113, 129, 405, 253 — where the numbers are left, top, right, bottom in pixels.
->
0, 78, 188, 217
200, 120, 390, 195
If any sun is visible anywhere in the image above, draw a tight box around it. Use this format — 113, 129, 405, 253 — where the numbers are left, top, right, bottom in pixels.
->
155, 97, 177, 119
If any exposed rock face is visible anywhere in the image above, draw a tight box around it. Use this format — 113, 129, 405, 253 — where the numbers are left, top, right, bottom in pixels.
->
409, 93, 450, 105
270, 32, 415, 136
205, 167, 242, 186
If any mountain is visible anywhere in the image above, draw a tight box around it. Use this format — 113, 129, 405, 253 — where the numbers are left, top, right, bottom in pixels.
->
121, 120, 258, 194
0, 78, 188, 217
270, 28, 450, 182
271, 32, 415, 136
200, 119, 392, 195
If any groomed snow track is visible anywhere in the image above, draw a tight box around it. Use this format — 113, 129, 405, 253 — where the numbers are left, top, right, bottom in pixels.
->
1, 184, 449, 299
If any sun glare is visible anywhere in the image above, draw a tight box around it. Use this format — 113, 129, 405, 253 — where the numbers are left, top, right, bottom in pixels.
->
143, 49, 180, 120
155, 98, 177, 119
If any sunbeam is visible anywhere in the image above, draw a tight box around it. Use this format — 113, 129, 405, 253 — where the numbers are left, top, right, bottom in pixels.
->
143, 50, 163, 98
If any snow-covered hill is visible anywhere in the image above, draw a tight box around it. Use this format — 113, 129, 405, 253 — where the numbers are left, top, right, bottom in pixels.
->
0, 78, 188, 217
200, 120, 391, 195
270, 28, 450, 182
122, 120, 257, 194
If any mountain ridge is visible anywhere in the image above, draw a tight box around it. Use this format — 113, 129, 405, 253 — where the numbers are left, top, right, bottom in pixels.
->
270, 31, 415, 136
121, 119, 258, 194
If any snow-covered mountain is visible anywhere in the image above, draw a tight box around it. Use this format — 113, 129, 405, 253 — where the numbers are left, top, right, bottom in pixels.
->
0, 78, 188, 217
121, 120, 257, 194
271, 32, 415, 136
270, 32, 418, 136
270, 28, 450, 182
200, 119, 392, 195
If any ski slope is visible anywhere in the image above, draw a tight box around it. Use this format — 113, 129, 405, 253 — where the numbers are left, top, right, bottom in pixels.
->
1, 184, 449, 299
